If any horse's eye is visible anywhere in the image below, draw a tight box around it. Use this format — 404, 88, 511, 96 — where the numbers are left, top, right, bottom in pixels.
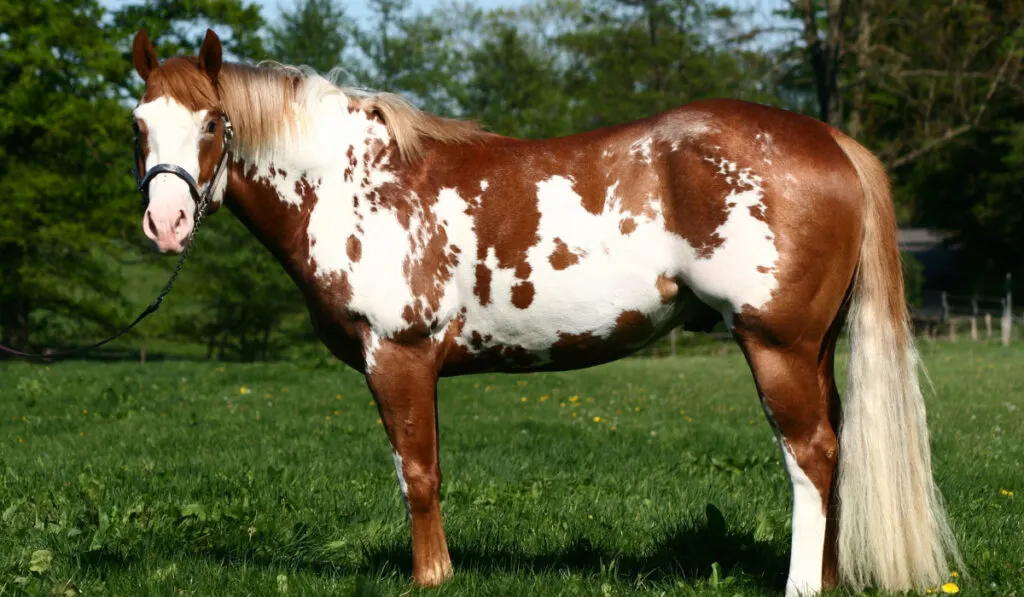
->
205, 120, 217, 134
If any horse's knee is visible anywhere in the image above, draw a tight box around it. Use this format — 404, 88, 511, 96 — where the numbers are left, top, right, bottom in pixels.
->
401, 458, 441, 510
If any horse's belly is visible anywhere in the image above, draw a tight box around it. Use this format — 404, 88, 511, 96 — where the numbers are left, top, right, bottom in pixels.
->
446, 251, 686, 372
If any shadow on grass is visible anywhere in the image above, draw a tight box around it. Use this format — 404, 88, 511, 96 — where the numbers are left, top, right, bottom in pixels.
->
76, 504, 787, 592
365, 504, 787, 591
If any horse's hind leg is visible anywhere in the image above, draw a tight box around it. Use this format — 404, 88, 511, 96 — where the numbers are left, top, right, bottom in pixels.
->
733, 313, 843, 597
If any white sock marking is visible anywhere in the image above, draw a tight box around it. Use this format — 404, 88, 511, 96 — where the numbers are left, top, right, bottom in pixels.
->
780, 442, 826, 597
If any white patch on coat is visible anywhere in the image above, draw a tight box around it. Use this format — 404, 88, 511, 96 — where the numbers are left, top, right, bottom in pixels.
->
363, 333, 382, 374
480, 180, 488, 191
687, 155, 778, 313
779, 441, 826, 597
450, 175, 681, 356
133, 97, 209, 213
392, 450, 409, 501
755, 132, 775, 166
630, 137, 653, 164
445, 162, 780, 360
231, 76, 428, 337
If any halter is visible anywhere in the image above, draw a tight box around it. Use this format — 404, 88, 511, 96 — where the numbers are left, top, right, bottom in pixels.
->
133, 114, 235, 215
0, 115, 235, 360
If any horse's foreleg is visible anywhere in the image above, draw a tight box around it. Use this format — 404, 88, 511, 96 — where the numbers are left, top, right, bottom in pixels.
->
365, 340, 452, 586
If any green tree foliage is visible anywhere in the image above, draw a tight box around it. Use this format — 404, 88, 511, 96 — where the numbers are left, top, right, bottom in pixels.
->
267, 0, 352, 73
0, 0, 136, 350
455, 15, 575, 138
554, 0, 778, 130
112, 0, 266, 62
352, 0, 469, 113
171, 217, 307, 361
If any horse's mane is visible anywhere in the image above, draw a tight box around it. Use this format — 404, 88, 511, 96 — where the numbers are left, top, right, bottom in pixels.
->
215, 61, 482, 163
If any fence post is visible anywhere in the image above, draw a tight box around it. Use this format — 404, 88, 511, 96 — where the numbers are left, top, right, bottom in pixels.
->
1002, 273, 1013, 347
986, 312, 993, 339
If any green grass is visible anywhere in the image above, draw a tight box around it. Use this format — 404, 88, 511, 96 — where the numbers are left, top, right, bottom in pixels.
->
1, 342, 1022, 596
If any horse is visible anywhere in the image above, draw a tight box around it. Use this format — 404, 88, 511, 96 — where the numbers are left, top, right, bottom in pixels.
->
129, 28, 961, 596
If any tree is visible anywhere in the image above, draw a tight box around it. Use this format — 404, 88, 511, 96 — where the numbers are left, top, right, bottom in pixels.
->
0, 0, 270, 353
0, 0, 137, 351
455, 14, 575, 138
554, 0, 780, 131
267, 0, 352, 73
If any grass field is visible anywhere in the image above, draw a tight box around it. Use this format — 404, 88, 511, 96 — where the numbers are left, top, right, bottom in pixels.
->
1, 342, 1022, 596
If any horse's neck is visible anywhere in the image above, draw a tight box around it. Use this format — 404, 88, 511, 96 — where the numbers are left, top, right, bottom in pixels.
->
222, 117, 407, 285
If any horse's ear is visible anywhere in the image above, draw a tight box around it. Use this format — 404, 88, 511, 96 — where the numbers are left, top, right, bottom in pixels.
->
132, 29, 159, 82
198, 29, 222, 82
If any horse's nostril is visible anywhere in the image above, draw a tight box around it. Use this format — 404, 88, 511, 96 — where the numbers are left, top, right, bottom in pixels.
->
146, 211, 159, 238
174, 209, 187, 230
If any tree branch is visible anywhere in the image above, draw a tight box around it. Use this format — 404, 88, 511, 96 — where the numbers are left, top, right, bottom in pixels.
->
887, 124, 972, 169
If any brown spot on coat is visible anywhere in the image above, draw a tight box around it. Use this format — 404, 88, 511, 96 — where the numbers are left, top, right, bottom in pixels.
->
474, 264, 492, 306
511, 282, 535, 309
347, 235, 362, 262
549, 238, 583, 270
619, 218, 637, 235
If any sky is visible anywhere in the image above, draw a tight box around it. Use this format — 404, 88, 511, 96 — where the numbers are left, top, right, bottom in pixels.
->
100, 0, 785, 28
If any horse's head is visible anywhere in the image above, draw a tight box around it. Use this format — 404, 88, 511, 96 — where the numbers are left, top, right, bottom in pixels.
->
131, 28, 229, 253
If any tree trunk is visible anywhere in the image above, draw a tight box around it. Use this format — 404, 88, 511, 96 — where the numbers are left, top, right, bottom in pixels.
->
798, 0, 848, 126
0, 295, 31, 354
847, 0, 872, 139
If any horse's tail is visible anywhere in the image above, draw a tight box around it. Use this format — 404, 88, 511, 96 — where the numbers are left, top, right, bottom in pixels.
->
830, 131, 962, 591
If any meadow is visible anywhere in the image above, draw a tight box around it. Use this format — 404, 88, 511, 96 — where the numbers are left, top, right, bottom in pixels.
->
1, 342, 1021, 596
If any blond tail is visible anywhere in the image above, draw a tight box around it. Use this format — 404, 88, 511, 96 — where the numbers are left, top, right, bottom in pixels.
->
831, 132, 962, 592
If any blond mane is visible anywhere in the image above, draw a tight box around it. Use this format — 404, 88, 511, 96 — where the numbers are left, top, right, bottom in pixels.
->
216, 62, 482, 163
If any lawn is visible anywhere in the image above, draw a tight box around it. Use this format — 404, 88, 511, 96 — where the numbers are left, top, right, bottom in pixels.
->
1, 342, 1021, 596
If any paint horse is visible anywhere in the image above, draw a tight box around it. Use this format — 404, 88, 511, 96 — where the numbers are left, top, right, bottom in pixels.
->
130, 28, 960, 596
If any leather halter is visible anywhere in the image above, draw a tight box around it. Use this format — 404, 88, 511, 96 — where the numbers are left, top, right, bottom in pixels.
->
132, 114, 235, 213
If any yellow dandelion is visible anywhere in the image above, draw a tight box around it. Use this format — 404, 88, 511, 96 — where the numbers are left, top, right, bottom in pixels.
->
376, 418, 383, 425
336, 394, 342, 400
593, 416, 602, 423
80, 432, 84, 437
560, 402, 566, 408
950, 571, 959, 578
610, 426, 617, 431
941, 582, 959, 594
539, 395, 549, 402
333, 410, 339, 415
83, 409, 88, 415
569, 395, 579, 403
1000, 488, 1014, 496
325, 415, 331, 421
634, 407, 640, 412
572, 412, 577, 417
240, 386, 250, 395
521, 397, 527, 403
17, 437, 23, 443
